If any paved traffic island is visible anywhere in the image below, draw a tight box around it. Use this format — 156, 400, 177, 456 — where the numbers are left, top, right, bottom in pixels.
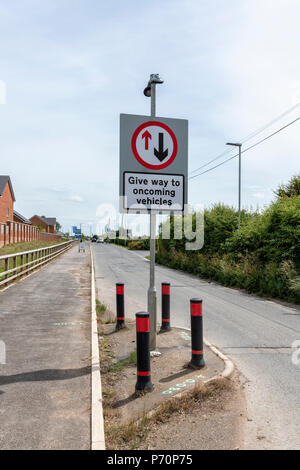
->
0, 245, 91, 450
99, 321, 245, 450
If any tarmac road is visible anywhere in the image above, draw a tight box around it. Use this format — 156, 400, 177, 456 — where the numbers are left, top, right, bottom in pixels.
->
0, 246, 91, 450
93, 242, 300, 450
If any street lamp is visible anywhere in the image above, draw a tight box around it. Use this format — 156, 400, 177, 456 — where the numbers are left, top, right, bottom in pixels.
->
144, 73, 163, 351
226, 142, 242, 235
144, 74, 164, 117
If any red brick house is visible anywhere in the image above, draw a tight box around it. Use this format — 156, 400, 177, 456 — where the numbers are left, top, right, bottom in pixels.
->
30, 215, 57, 233
14, 210, 32, 225
0, 176, 61, 247
0, 175, 15, 224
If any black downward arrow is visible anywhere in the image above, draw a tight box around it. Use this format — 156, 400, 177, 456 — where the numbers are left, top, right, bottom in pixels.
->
154, 133, 168, 162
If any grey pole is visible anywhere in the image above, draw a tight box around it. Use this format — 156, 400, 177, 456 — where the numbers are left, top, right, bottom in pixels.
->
148, 81, 157, 351
238, 144, 242, 235
226, 142, 242, 235
143, 74, 163, 351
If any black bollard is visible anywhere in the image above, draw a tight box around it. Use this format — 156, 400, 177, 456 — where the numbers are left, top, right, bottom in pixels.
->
116, 283, 125, 330
189, 298, 205, 369
160, 282, 171, 332
135, 312, 153, 393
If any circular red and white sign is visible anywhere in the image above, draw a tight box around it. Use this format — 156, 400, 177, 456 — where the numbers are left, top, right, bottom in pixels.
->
131, 121, 178, 170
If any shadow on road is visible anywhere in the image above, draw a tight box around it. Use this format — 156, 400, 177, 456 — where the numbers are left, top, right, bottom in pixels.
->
0, 366, 90, 386
159, 367, 193, 383
111, 392, 139, 409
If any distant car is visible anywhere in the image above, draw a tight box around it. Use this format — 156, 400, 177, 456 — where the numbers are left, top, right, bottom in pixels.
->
97, 238, 104, 243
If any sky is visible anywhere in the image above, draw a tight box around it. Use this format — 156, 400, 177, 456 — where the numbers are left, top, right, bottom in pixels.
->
0, 0, 299, 234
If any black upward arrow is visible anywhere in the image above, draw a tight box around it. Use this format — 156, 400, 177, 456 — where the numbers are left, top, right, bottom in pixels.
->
154, 133, 168, 162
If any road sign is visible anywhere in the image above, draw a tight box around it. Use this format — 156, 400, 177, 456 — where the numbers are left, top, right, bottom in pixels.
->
123, 172, 184, 211
120, 114, 188, 213
132, 121, 178, 170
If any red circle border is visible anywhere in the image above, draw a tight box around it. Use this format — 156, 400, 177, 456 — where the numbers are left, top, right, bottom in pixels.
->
131, 121, 178, 170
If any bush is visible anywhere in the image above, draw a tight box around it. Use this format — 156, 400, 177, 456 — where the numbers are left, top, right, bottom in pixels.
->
127, 239, 150, 250
110, 237, 150, 250
157, 184, 300, 303
224, 196, 300, 267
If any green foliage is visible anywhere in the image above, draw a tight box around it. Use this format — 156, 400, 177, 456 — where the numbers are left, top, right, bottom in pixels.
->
274, 173, 300, 198
158, 204, 253, 256
157, 179, 300, 303
96, 299, 107, 316
127, 239, 150, 250
225, 196, 300, 267
110, 237, 150, 250
111, 237, 129, 247
108, 350, 137, 372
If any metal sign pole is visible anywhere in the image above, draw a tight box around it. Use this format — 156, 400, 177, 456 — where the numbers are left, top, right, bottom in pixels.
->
120, 74, 188, 349
148, 81, 157, 351
238, 144, 242, 235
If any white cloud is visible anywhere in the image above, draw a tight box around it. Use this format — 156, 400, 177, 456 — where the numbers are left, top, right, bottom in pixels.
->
252, 192, 265, 199
70, 195, 84, 203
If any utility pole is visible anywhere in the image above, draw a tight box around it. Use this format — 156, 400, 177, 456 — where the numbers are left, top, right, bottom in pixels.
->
226, 142, 242, 235
144, 73, 164, 350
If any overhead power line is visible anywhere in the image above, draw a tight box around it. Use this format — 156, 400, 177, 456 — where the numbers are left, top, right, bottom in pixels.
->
189, 101, 300, 176
189, 116, 300, 180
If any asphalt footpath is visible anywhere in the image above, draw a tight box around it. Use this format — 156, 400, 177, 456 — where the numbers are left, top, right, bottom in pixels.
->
0, 245, 91, 450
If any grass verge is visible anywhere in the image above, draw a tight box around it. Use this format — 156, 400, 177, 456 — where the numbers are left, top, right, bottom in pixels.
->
104, 377, 232, 450
98, 327, 232, 450
0, 239, 70, 279
0, 240, 66, 256
96, 299, 116, 325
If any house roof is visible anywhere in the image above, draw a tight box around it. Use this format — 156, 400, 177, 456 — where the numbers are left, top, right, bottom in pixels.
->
42, 217, 56, 226
14, 210, 32, 225
30, 215, 56, 227
0, 176, 16, 202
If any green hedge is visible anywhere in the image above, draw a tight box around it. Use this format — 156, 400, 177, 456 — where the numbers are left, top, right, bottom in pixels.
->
110, 238, 150, 250
157, 194, 300, 303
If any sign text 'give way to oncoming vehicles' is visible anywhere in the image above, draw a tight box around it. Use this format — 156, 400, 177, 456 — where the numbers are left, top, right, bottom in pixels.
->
119, 113, 188, 213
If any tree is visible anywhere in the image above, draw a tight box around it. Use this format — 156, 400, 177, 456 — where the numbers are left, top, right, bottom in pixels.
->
56, 221, 62, 231
274, 174, 300, 198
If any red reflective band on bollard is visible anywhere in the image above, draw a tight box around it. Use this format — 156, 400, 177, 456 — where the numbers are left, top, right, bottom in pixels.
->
192, 350, 203, 355
162, 285, 170, 295
191, 302, 202, 316
137, 371, 151, 376
116, 285, 124, 295
136, 317, 149, 332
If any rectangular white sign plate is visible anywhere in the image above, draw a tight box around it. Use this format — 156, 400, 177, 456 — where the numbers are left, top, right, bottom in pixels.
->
123, 172, 184, 212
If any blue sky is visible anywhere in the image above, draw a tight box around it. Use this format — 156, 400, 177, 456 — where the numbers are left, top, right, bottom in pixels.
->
0, 0, 299, 233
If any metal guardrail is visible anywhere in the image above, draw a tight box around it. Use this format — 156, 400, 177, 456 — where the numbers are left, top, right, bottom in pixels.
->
0, 240, 75, 288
